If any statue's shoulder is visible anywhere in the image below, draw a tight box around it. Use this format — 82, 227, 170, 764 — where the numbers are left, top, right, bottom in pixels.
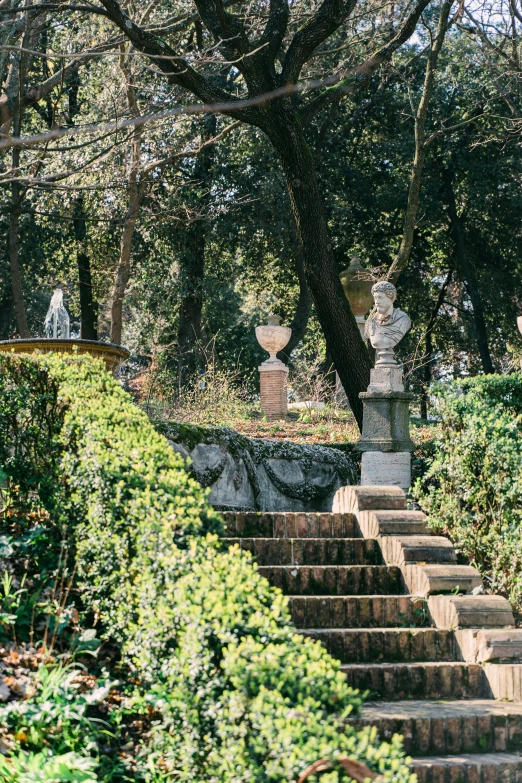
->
393, 308, 411, 330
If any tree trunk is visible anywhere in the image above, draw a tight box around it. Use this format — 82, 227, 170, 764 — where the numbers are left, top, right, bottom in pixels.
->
442, 169, 494, 374
9, 199, 29, 337
110, 193, 139, 345
420, 267, 453, 418
277, 235, 312, 363
73, 198, 97, 340
176, 221, 207, 381
177, 114, 217, 386
110, 47, 142, 345
9, 148, 29, 337
266, 112, 371, 428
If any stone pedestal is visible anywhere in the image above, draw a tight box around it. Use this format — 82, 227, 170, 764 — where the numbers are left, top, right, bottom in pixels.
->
355, 367, 414, 491
360, 451, 411, 491
259, 359, 288, 419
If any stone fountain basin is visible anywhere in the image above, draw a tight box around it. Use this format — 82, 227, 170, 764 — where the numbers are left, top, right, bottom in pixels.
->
0, 338, 130, 372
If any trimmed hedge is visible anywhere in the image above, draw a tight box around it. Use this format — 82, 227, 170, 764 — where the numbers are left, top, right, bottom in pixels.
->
414, 374, 522, 612
0, 355, 413, 782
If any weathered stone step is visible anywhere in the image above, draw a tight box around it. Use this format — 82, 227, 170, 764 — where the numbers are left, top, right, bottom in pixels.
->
353, 699, 522, 756
429, 595, 515, 629
288, 595, 431, 629
222, 511, 358, 538
404, 564, 483, 596
258, 565, 402, 596
302, 628, 456, 663
341, 662, 484, 700
380, 535, 457, 566
412, 752, 522, 783
223, 538, 382, 566
333, 485, 407, 514
357, 508, 428, 538
484, 664, 522, 701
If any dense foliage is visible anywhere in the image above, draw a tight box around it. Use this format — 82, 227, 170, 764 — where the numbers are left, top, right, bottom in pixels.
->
0, 0, 520, 417
0, 355, 413, 782
414, 374, 522, 612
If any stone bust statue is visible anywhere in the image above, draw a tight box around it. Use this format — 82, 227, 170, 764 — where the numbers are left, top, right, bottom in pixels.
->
364, 280, 411, 366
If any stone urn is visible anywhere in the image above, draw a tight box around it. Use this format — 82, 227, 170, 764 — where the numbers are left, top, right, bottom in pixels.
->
339, 254, 374, 338
255, 314, 291, 363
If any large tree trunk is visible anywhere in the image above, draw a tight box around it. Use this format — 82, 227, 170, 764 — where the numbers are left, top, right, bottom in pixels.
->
442, 169, 494, 374
177, 114, 217, 386
73, 198, 98, 340
277, 235, 312, 363
266, 113, 371, 428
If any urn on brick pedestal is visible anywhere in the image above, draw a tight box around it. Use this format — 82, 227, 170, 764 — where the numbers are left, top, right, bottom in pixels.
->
256, 314, 291, 419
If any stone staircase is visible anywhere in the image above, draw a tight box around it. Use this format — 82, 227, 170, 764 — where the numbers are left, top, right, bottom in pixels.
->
222, 485, 522, 782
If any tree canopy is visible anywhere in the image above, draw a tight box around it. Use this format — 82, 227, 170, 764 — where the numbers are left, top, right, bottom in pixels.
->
0, 0, 520, 420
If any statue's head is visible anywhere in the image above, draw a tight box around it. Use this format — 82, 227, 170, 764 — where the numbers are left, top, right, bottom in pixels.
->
371, 280, 396, 314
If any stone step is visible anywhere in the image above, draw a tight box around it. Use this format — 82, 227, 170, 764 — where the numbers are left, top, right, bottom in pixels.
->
357, 508, 429, 538
301, 628, 456, 663
403, 564, 483, 596
223, 538, 382, 566
412, 752, 522, 783
222, 511, 358, 538
352, 699, 522, 756
258, 565, 402, 596
333, 485, 407, 514
429, 595, 515, 629
380, 535, 457, 566
341, 662, 484, 700
456, 630, 522, 664
484, 664, 522, 701
288, 595, 431, 629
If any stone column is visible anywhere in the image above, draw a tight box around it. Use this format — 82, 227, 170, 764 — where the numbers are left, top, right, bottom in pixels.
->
258, 359, 289, 419
355, 364, 414, 491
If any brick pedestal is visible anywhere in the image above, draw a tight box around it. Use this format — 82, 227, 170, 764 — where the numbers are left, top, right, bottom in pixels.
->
259, 359, 288, 418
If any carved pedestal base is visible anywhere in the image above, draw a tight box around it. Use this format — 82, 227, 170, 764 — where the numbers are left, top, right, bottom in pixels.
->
356, 388, 415, 491
356, 390, 415, 452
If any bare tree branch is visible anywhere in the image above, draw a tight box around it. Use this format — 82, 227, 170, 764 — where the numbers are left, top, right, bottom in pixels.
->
298, 0, 433, 122
97, 0, 262, 123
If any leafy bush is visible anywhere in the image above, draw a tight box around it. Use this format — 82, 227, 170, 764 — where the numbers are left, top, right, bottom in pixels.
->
0, 354, 413, 782
413, 374, 522, 611
0, 750, 99, 783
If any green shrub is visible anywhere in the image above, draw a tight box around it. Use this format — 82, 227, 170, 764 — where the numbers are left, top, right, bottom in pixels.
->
413, 374, 522, 611
0, 750, 99, 783
0, 354, 413, 782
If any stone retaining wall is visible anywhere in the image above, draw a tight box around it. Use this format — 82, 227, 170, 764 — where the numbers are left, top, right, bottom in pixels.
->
154, 420, 359, 512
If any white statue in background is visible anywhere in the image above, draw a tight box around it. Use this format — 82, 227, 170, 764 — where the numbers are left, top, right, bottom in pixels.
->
364, 280, 410, 366
44, 288, 70, 339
